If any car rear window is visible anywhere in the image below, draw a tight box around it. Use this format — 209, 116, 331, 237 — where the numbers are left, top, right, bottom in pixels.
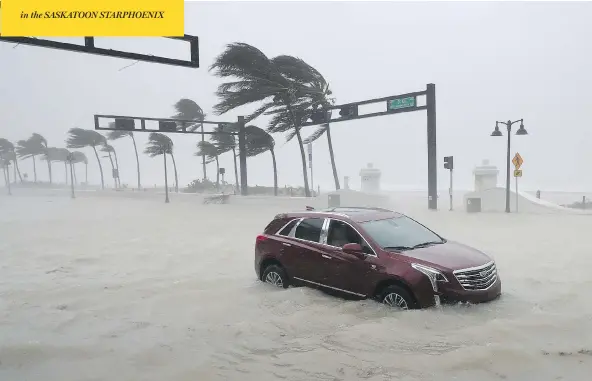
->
294, 218, 324, 242
278, 219, 299, 236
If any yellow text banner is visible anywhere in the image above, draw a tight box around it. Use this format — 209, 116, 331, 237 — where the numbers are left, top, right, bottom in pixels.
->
0, 0, 184, 37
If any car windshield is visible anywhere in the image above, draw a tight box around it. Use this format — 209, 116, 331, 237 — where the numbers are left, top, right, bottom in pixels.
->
360, 216, 444, 250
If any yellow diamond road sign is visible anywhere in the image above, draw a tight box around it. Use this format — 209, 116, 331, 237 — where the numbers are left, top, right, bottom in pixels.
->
514, 169, 522, 178
512, 152, 523, 169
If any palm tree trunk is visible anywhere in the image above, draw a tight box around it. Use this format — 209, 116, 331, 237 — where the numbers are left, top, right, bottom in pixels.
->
112, 149, 121, 188
73, 164, 78, 185
231, 147, 239, 193
64, 162, 68, 185
215, 155, 220, 190
32, 155, 37, 183
294, 128, 311, 197
85, 163, 88, 184
92, 146, 105, 190
285, 103, 311, 197
106, 152, 117, 189
131, 135, 141, 189
13, 157, 22, 183
163, 153, 169, 203
270, 148, 278, 196
170, 153, 179, 193
325, 125, 340, 190
201, 123, 207, 180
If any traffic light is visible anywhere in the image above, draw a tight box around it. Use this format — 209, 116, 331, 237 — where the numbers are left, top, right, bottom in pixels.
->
339, 105, 358, 118
444, 156, 453, 170
310, 109, 329, 124
114, 118, 135, 131
158, 121, 177, 132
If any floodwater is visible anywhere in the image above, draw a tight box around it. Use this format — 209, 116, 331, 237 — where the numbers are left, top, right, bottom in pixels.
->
1, 191, 591, 381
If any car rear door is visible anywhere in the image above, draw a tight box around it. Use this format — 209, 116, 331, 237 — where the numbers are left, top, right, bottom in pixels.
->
284, 217, 330, 285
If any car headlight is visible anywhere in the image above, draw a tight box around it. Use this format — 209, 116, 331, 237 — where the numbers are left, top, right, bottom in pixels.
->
411, 263, 448, 292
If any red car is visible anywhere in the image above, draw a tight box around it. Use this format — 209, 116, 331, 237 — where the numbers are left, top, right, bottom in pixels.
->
255, 207, 501, 309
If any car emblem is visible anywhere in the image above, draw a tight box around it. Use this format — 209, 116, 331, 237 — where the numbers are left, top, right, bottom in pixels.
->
479, 271, 487, 277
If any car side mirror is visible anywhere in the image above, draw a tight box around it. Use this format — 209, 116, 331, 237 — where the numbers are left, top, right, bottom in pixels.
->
342, 243, 365, 259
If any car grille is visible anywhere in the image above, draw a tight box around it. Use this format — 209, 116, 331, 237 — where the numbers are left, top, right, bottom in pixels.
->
453, 262, 497, 290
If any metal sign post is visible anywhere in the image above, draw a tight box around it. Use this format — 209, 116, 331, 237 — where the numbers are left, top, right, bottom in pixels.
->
308, 143, 313, 196
301, 83, 438, 210
514, 168, 523, 212
443, 156, 453, 211
512, 153, 523, 213
94, 114, 249, 197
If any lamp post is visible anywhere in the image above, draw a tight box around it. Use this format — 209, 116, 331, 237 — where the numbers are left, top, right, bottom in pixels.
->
491, 119, 528, 213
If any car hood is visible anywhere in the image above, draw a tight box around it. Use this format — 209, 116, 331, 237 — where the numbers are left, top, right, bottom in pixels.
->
396, 240, 492, 271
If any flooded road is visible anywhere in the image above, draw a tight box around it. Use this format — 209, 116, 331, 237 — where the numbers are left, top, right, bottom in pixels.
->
1, 192, 591, 380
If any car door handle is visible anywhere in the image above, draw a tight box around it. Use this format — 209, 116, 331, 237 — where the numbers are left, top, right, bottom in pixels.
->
321, 254, 331, 259
282, 242, 291, 247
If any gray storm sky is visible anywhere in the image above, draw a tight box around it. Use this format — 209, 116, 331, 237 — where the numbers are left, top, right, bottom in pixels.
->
1, 1, 591, 192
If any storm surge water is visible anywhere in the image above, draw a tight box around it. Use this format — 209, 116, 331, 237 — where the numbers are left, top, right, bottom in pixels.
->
1, 191, 591, 381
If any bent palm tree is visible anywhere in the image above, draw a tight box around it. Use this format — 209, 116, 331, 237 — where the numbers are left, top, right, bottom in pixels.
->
144, 132, 173, 203
71, 151, 87, 185
244, 125, 278, 196
101, 144, 119, 189
66, 128, 106, 190
196, 141, 221, 189
28, 133, 52, 184
173, 99, 207, 180
42, 147, 61, 184
16, 135, 45, 183
211, 43, 330, 196
210, 123, 240, 192
303, 123, 340, 190
108, 127, 141, 189
0, 139, 22, 183
55, 148, 72, 184
167, 139, 179, 193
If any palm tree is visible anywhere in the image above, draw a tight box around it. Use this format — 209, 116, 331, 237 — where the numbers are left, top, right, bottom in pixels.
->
210, 43, 329, 197
42, 147, 60, 185
66, 128, 106, 190
1, 156, 9, 187
107, 127, 141, 189
0, 138, 22, 183
196, 141, 221, 189
244, 125, 278, 196
303, 123, 340, 190
173, 99, 207, 180
27, 133, 52, 184
71, 151, 88, 185
144, 132, 173, 203
55, 148, 72, 184
101, 144, 119, 189
167, 139, 179, 193
16, 134, 46, 183
210, 123, 240, 192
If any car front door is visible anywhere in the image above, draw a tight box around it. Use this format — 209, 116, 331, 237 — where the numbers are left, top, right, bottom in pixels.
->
321, 219, 382, 297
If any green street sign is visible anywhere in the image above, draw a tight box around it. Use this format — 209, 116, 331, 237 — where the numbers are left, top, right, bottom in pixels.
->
387, 97, 415, 110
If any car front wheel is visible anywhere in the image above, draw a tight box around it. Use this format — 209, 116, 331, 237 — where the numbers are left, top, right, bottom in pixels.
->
261, 264, 290, 289
379, 285, 416, 310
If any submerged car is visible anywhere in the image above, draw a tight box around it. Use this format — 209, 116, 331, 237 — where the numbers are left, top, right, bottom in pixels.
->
255, 207, 501, 309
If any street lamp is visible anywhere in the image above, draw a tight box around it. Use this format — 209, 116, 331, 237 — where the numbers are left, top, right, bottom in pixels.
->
491, 119, 528, 213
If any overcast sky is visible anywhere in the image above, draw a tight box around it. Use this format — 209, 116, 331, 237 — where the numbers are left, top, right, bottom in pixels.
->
1, 1, 591, 192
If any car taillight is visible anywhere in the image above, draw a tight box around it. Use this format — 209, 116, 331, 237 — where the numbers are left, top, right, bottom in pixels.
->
256, 235, 268, 243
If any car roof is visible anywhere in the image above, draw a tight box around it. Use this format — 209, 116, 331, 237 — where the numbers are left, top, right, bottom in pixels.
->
282, 207, 403, 223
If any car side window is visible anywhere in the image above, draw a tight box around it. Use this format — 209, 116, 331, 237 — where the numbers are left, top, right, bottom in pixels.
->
294, 218, 324, 243
327, 220, 374, 255
277, 219, 299, 236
